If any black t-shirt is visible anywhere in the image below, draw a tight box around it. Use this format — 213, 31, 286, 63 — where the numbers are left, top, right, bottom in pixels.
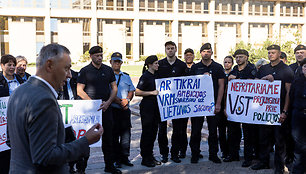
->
229, 62, 257, 79
77, 63, 116, 100
136, 70, 157, 101
290, 75, 306, 111
156, 57, 188, 78
256, 61, 294, 109
289, 62, 299, 73
190, 60, 226, 100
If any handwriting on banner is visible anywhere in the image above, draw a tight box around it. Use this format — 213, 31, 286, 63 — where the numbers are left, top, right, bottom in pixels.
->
0, 97, 10, 152
226, 80, 281, 125
156, 75, 215, 121
58, 100, 102, 147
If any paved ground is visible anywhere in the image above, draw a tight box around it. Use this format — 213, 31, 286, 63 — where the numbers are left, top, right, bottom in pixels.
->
26, 67, 290, 174
84, 97, 289, 174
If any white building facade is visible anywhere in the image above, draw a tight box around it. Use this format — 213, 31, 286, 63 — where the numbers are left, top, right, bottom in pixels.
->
0, 0, 306, 63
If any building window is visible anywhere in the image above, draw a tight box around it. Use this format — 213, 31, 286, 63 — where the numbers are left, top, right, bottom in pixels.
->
97, 19, 133, 58
36, 17, 44, 36
139, 0, 173, 12
249, 0, 274, 16
280, 2, 304, 17
36, 42, 44, 56
179, 0, 209, 14
51, 0, 91, 9
0, 17, 9, 56
97, 0, 133, 11
215, 0, 242, 15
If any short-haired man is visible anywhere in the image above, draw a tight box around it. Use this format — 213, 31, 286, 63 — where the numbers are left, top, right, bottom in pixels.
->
290, 45, 306, 78
225, 49, 258, 167
280, 52, 287, 64
77, 46, 121, 174
156, 41, 188, 163
189, 43, 225, 164
7, 43, 103, 174
110, 52, 135, 168
251, 45, 294, 174
184, 48, 195, 70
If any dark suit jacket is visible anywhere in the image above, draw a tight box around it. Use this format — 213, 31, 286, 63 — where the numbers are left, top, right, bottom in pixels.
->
60, 70, 78, 100
7, 77, 90, 174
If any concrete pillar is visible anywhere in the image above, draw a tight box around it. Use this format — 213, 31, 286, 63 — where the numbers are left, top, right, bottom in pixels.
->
172, 0, 179, 45
208, 0, 215, 45
44, 0, 51, 45
132, 0, 140, 61
273, 1, 280, 42
302, 4, 306, 43
241, 0, 249, 44
90, 0, 97, 47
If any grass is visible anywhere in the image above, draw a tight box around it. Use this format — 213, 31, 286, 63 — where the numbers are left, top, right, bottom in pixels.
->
121, 65, 143, 77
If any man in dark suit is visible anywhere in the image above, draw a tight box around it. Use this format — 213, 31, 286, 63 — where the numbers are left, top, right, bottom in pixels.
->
58, 69, 78, 100
6, 43, 103, 174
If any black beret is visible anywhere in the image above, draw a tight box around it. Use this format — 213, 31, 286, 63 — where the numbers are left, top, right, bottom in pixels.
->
280, 52, 287, 59
184, 48, 194, 55
89, 46, 103, 55
233, 49, 249, 57
294, 44, 306, 53
267, 44, 280, 51
200, 43, 212, 52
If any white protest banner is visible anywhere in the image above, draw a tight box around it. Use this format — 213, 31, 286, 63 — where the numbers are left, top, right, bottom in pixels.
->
226, 79, 281, 125
0, 97, 10, 152
58, 100, 102, 147
156, 75, 215, 122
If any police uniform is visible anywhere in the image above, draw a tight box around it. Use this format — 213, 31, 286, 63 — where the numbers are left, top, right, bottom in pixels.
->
156, 57, 188, 161
289, 69, 306, 173
226, 61, 258, 166
77, 61, 116, 168
189, 59, 226, 161
137, 70, 160, 161
0, 73, 23, 174
112, 71, 135, 165
253, 53, 294, 172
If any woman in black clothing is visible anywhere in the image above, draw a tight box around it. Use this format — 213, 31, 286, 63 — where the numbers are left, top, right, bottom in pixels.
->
218, 56, 234, 158
0, 54, 24, 174
135, 55, 161, 167
290, 58, 306, 174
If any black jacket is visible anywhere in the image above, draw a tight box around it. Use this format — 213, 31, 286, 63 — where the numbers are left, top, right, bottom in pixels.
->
60, 70, 78, 100
0, 73, 24, 97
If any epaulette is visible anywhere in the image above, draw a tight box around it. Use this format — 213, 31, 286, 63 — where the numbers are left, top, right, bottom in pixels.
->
123, 72, 129, 76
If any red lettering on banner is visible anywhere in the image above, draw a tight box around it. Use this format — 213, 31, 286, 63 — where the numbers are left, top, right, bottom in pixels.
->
274, 85, 279, 95
231, 82, 237, 92
77, 129, 86, 139
0, 132, 7, 143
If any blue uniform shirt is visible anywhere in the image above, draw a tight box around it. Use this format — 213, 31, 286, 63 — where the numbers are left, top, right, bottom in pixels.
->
112, 71, 136, 109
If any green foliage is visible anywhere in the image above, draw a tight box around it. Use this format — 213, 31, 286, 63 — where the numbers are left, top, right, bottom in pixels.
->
194, 51, 202, 61
156, 53, 166, 59
230, 25, 302, 65
138, 53, 166, 62
79, 51, 90, 63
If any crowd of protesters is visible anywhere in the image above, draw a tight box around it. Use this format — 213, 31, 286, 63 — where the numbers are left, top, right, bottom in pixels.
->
0, 42, 305, 174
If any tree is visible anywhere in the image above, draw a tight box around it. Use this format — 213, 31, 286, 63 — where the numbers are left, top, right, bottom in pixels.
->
230, 27, 302, 65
